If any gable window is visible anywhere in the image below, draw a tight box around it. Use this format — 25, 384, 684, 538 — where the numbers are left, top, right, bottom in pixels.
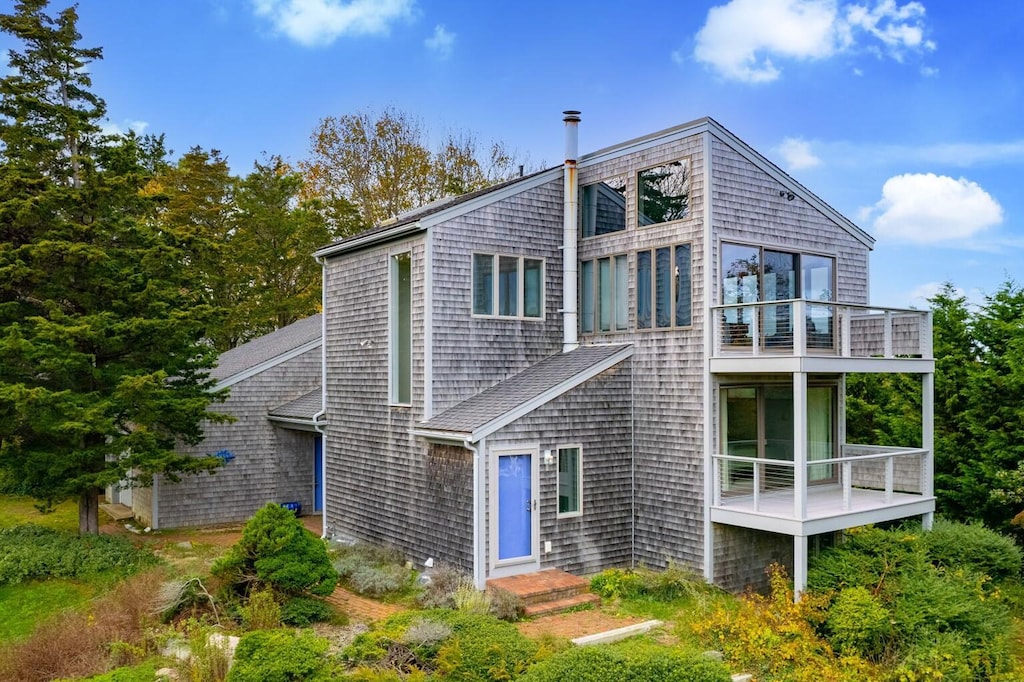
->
636, 243, 692, 330
472, 253, 544, 319
581, 175, 627, 238
580, 254, 628, 333
557, 446, 582, 517
638, 159, 690, 226
390, 252, 412, 405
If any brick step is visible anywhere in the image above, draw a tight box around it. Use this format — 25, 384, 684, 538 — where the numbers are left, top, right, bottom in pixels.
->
488, 569, 591, 606
523, 592, 601, 618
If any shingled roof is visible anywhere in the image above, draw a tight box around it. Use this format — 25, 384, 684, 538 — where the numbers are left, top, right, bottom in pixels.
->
211, 314, 322, 386
268, 387, 323, 423
415, 344, 633, 442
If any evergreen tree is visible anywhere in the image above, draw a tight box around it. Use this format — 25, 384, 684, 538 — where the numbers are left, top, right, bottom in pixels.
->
0, 0, 225, 533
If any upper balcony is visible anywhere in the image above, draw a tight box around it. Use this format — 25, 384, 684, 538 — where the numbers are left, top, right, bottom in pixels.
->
710, 299, 934, 374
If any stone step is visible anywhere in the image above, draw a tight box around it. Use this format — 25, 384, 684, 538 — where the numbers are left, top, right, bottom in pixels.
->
523, 592, 601, 618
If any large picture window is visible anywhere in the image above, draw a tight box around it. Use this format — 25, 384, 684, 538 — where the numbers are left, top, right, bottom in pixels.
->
472, 253, 544, 319
581, 175, 627, 238
580, 254, 628, 333
638, 159, 690, 226
637, 243, 692, 330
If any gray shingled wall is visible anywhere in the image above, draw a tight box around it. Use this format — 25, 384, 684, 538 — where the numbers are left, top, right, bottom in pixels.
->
576, 131, 709, 573
713, 525, 793, 592
483, 361, 633, 576
139, 347, 321, 528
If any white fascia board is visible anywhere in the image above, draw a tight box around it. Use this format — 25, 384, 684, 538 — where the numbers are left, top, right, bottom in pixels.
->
410, 428, 471, 444
266, 415, 323, 432
705, 120, 874, 249
469, 345, 634, 443
709, 356, 934, 375
314, 223, 426, 260
418, 168, 563, 229
214, 338, 322, 391
710, 496, 936, 536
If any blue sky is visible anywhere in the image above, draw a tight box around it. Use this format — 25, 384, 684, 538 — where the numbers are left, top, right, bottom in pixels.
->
6, 0, 1023, 308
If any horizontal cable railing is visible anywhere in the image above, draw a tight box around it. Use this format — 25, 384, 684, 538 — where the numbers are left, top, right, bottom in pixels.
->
712, 445, 930, 518
711, 299, 932, 359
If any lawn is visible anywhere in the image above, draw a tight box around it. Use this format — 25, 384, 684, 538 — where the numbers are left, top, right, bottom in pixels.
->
0, 579, 96, 641
0, 495, 78, 532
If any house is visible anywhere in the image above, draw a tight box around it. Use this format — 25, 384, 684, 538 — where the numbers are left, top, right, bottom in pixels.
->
314, 114, 935, 594
124, 314, 325, 529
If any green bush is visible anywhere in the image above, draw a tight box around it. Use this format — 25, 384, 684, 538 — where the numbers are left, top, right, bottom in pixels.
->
349, 563, 411, 598
0, 524, 155, 585
518, 643, 731, 682
590, 568, 644, 600
824, 586, 891, 659
227, 629, 333, 682
62, 661, 159, 682
280, 595, 336, 627
333, 541, 414, 599
922, 519, 1022, 580
417, 563, 471, 609
213, 503, 337, 597
241, 588, 281, 630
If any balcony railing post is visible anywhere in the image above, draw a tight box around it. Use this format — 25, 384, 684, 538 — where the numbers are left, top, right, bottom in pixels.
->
885, 456, 894, 503
883, 310, 893, 358
713, 456, 721, 506
751, 306, 760, 356
922, 311, 934, 358
841, 306, 851, 357
794, 300, 806, 356
843, 460, 852, 510
753, 461, 761, 511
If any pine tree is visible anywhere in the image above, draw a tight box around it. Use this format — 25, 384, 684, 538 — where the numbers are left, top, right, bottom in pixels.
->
0, 0, 225, 533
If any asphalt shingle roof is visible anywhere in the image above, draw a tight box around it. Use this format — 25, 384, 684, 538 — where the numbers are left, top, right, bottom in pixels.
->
268, 388, 323, 421
211, 314, 322, 382
419, 344, 631, 436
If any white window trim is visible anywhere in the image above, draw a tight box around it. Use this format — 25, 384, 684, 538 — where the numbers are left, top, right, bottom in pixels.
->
389, 249, 412, 407
556, 444, 583, 519
470, 252, 546, 320
489, 445, 541, 573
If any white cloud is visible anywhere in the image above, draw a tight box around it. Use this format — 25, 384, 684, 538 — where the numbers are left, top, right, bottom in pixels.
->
776, 137, 822, 170
692, 0, 935, 83
101, 119, 149, 137
867, 173, 1003, 244
424, 24, 454, 59
920, 65, 938, 77
251, 0, 415, 47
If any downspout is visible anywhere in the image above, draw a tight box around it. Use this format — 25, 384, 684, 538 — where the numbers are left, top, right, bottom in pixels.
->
562, 111, 581, 353
466, 437, 485, 589
314, 254, 328, 539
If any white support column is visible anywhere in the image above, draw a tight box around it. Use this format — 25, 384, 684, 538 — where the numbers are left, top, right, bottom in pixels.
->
794, 535, 808, 600
793, 371, 808, 520
794, 300, 806, 355
922, 372, 935, 530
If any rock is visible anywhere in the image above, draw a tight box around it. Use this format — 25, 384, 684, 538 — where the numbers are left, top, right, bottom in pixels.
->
155, 667, 178, 680
702, 650, 724, 661
175, 541, 193, 550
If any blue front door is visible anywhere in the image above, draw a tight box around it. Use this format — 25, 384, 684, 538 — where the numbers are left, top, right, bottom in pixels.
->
314, 435, 323, 512
497, 453, 533, 561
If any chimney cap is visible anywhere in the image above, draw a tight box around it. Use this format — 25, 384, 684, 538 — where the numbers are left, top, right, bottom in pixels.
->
562, 110, 581, 122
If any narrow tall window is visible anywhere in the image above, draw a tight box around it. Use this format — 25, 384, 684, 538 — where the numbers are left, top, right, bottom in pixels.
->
580, 254, 628, 333
472, 253, 493, 316
557, 446, 582, 516
391, 253, 411, 405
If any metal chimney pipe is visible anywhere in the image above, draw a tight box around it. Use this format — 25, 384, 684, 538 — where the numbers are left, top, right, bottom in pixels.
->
562, 110, 581, 353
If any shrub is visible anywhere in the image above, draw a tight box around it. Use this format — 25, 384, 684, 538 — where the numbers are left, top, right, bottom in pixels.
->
487, 585, 524, 621
153, 577, 222, 624
0, 524, 156, 585
212, 503, 337, 597
349, 564, 411, 598
240, 588, 280, 630
922, 519, 1022, 580
280, 595, 336, 627
590, 568, 644, 600
227, 629, 333, 682
176, 622, 233, 682
417, 563, 470, 609
518, 643, 732, 682
333, 542, 414, 599
451, 582, 490, 614
824, 586, 891, 659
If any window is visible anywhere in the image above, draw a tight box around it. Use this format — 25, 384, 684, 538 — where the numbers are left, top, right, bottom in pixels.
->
636, 244, 691, 329
472, 253, 544, 319
720, 243, 835, 347
557, 446, 582, 516
390, 252, 411, 405
581, 175, 627, 238
638, 159, 689, 226
580, 254, 628, 333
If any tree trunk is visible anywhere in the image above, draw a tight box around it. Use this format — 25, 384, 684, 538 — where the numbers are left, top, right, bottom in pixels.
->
78, 487, 100, 535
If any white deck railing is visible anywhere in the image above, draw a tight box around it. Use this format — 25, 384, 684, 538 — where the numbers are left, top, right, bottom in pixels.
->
712, 445, 930, 519
711, 299, 932, 359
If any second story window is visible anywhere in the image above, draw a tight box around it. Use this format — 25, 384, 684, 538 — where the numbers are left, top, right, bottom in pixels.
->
580, 254, 628, 333
581, 175, 627, 238
637, 243, 692, 329
473, 253, 544, 319
638, 159, 690, 226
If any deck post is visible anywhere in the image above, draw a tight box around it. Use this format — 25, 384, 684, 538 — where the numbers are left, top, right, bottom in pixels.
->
794, 300, 806, 355
922, 372, 935, 530
793, 372, 808, 519
794, 535, 808, 600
